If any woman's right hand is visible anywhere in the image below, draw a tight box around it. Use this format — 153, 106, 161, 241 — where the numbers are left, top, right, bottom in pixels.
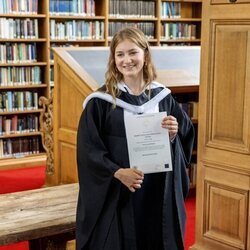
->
114, 168, 144, 192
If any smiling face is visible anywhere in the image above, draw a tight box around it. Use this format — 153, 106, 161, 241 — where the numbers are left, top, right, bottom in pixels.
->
114, 39, 145, 83
105, 27, 157, 98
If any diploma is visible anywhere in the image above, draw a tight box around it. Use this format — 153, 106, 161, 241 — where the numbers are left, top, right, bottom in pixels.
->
124, 112, 173, 174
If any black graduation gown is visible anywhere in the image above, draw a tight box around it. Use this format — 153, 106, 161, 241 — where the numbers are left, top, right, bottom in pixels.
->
76, 85, 195, 250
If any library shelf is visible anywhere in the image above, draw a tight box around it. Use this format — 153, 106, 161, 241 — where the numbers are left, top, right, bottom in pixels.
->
0, 153, 46, 170
0, 0, 48, 169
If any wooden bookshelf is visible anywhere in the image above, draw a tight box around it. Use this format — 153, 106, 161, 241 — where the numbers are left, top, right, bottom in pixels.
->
0, 154, 46, 170
0, 0, 201, 171
47, 0, 202, 86
0, 0, 49, 170
48, 0, 107, 87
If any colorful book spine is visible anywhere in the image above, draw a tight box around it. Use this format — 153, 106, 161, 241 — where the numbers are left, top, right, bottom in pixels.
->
0, 0, 38, 14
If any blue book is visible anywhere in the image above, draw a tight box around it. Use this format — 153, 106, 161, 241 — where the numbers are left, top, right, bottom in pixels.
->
69, 0, 73, 14
59, 0, 69, 15
50, 0, 55, 14
65, 0, 70, 14
55, 0, 59, 13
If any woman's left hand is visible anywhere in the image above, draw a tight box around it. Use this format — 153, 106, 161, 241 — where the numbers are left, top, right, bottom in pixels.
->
161, 115, 178, 140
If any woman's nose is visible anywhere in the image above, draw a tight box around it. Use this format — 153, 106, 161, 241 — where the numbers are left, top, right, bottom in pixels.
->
124, 55, 132, 63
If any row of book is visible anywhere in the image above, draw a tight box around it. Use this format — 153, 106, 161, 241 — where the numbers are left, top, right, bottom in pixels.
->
179, 101, 198, 120
0, 137, 40, 158
108, 22, 155, 39
0, 0, 38, 14
0, 91, 39, 112
0, 114, 39, 135
161, 2, 181, 19
0, 18, 39, 39
161, 43, 198, 46
109, 0, 155, 18
0, 66, 41, 86
50, 20, 104, 40
0, 43, 37, 64
161, 23, 197, 40
50, 0, 96, 16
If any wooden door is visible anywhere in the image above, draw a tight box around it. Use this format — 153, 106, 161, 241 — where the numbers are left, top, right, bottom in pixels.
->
191, 0, 250, 250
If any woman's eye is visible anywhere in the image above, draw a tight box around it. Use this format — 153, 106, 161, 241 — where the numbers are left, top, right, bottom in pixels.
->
130, 51, 137, 55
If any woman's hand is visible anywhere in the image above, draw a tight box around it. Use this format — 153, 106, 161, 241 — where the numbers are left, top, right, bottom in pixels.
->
161, 115, 178, 140
114, 168, 144, 192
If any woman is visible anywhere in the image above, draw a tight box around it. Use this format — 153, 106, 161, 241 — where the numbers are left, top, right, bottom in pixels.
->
76, 27, 195, 250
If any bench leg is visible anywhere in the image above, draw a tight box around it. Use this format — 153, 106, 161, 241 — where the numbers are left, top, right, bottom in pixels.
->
29, 231, 75, 250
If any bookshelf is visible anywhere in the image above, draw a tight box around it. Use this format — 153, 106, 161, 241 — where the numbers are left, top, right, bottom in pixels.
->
0, 0, 201, 173
159, 0, 202, 46
0, 1, 48, 169
48, 0, 107, 87
47, 0, 202, 86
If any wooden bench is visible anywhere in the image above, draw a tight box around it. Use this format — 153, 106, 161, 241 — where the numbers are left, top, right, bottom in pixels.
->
0, 183, 78, 250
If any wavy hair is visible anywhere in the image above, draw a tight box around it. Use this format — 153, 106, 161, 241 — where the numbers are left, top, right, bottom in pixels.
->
104, 27, 157, 99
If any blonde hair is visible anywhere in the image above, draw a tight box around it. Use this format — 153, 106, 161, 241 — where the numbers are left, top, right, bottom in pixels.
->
104, 27, 157, 99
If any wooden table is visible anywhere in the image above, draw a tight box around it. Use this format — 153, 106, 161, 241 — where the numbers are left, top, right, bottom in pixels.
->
0, 183, 78, 250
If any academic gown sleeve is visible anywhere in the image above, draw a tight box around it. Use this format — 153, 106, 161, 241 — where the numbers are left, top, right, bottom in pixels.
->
76, 98, 121, 250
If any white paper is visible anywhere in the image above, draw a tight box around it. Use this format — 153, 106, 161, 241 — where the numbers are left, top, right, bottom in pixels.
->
124, 112, 173, 174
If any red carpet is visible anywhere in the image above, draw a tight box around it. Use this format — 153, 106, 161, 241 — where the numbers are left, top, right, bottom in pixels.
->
0, 166, 45, 250
0, 167, 195, 250
0, 166, 45, 195
185, 192, 196, 249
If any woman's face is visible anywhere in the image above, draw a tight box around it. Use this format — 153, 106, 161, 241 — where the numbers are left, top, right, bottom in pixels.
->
114, 39, 145, 82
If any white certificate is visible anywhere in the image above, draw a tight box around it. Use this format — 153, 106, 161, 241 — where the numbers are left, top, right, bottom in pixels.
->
124, 112, 173, 174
